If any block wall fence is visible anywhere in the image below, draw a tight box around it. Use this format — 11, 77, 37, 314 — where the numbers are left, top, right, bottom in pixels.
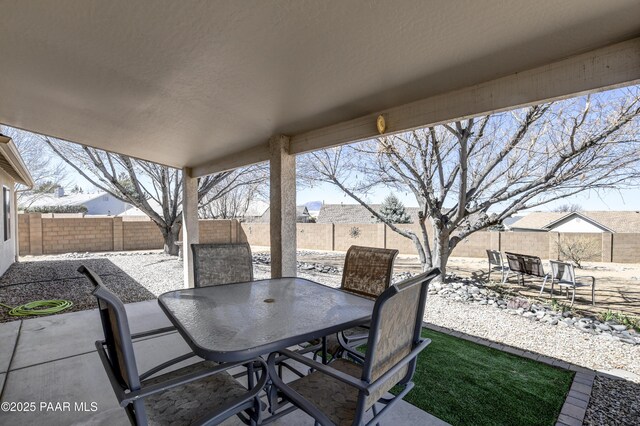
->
17, 213, 640, 263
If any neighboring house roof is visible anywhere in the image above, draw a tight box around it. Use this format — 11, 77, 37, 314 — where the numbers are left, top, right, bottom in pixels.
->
508, 212, 566, 231
19, 192, 108, 209
243, 200, 270, 218
316, 204, 420, 224
249, 206, 310, 223
0, 134, 34, 187
509, 211, 640, 233
502, 215, 528, 228
117, 200, 164, 217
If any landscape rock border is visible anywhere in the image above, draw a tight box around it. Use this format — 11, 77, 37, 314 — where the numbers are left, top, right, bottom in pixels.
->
429, 274, 640, 346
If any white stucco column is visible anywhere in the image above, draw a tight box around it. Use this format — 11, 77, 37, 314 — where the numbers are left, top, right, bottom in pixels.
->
269, 135, 297, 278
182, 167, 199, 288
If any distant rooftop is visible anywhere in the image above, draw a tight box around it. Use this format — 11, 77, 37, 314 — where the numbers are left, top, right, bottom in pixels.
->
19, 191, 106, 209
316, 203, 420, 224
509, 211, 640, 233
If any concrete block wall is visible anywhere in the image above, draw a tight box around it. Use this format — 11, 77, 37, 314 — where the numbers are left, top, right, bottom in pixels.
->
557, 232, 603, 262
602, 233, 613, 262
385, 224, 425, 255
42, 217, 113, 254
16, 214, 640, 263
122, 220, 164, 250
297, 223, 333, 251
242, 223, 270, 247
18, 214, 30, 255
200, 220, 238, 244
500, 232, 550, 259
611, 234, 640, 263
333, 224, 382, 252
451, 232, 492, 257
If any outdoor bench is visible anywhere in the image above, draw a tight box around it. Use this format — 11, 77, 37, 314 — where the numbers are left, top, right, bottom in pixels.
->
504, 252, 550, 295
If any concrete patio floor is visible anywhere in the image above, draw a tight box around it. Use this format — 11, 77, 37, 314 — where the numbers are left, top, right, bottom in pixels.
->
0, 300, 448, 425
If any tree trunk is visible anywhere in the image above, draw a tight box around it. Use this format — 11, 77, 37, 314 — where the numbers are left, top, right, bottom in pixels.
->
409, 233, 430, 272
161, 223, 182, 256
431, 226, 450, 281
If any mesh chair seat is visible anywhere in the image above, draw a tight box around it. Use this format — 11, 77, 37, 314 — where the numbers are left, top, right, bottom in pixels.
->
144, 361, 249, 426
288, 359, 362, 426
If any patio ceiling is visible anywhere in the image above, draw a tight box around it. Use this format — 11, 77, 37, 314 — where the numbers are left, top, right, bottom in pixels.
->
1, 1, 639, 176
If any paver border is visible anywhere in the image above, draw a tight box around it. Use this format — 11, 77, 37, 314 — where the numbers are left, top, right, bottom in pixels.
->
423, 322, 596, 426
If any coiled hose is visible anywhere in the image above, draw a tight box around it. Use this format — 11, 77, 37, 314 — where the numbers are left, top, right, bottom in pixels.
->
0, 300, 73, 317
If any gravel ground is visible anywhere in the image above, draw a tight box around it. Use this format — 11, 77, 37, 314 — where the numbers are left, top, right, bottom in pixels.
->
583, 376, 640, 425
0, 251, 174, 322
423, 295, 640, 381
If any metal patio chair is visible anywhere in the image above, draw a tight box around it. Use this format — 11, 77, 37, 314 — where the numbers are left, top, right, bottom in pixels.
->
267, 268, 440, 426
191, 242, 253, 287
549, 260, 596, 306
308, 246, 398, 362
486, 249, 510, 283
79, 266, 266, 425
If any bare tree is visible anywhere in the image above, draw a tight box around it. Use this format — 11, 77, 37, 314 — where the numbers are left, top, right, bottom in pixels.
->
557, 236, 599, 268
552, 203, 583, 212
301, 87, 640, 278
1, 126, 67, 206
45, 137, 267, 255
200, 177, 267, 219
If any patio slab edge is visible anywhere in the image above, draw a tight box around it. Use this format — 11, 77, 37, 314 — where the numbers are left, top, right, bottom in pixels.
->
422, 322, 595, 426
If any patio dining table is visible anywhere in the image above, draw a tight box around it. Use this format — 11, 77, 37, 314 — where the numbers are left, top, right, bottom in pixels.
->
158, 277, 375, 363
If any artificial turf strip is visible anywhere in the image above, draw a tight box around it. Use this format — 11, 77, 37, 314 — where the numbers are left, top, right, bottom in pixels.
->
396, 329, 575, 426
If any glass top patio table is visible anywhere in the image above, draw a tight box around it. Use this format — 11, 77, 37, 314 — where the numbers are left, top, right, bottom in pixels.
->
158, 278, 375, 363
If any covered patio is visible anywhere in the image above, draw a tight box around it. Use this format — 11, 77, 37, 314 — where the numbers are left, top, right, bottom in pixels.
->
1, 1, 640, 425
0, 300, 443, 425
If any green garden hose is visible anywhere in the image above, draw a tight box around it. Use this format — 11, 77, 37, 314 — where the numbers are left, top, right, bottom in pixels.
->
0, 300, 73, 317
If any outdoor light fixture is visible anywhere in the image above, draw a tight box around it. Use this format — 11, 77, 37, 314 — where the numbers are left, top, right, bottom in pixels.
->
376, 114, 386, 134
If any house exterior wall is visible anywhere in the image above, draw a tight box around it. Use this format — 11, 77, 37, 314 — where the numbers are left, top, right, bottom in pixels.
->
0, 169, 16, 276
549, 217, 605, 233
84, 195, 129, 215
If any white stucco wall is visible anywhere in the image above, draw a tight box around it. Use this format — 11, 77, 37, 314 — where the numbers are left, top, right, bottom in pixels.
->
0, 168, 16, 276
84, 194, 129, 215
549, 217, 604, 233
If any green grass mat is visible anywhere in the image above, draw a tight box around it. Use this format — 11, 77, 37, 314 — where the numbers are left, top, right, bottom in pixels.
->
360, 328, 574, 426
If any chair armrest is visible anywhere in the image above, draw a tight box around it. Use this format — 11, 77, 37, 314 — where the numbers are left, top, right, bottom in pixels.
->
139, 352, 197, 381
366, 338, 431, 395
122, 357, 267, 406
130, 326, 176, 340
270, 349, 370, 392
273, 338, 431, 396
575, 276, 596, 285
340, 345, 366, 363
